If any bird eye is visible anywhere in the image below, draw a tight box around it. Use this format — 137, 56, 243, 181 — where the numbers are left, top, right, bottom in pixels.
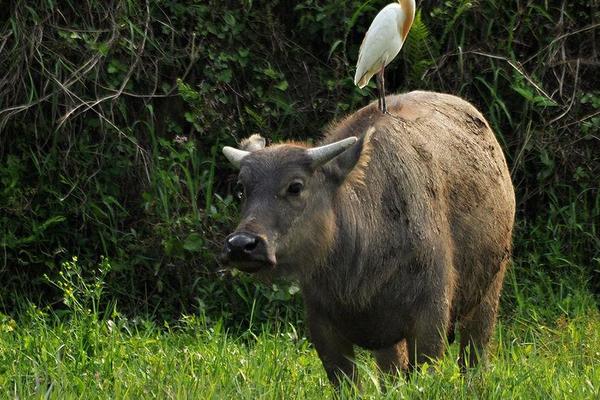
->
235, 182, 245, 199
287, 181, 304, 196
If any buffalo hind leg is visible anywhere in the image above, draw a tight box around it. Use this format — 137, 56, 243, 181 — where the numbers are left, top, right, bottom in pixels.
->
458, 269, 505, 371
307, 314, 357, 387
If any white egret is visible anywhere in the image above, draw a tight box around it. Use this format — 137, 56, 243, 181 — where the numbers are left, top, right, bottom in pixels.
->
354, 0, 416, 113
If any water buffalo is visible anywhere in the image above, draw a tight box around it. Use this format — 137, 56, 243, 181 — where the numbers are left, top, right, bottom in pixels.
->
220, 91, 515, 385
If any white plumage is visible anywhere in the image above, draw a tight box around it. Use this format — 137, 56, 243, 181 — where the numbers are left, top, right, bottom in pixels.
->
354, 0, 416, 112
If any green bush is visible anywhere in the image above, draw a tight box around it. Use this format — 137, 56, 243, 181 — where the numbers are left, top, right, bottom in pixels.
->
0, 0, 597, 320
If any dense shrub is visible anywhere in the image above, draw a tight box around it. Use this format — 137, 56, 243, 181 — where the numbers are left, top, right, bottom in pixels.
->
0, 0, 598, 319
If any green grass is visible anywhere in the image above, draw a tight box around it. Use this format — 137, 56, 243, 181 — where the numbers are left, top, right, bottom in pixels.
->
1, 273, 598, 399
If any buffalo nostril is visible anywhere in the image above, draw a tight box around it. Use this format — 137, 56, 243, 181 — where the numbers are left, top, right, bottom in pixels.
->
243, 239, 258, 252
227, 233, 259, 254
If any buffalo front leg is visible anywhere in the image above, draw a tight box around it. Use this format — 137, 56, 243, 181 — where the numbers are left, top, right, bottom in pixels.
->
373, 340, 408, 390
373, 341, 408, 376
307, 313, 357, 387
406, 303, 449, 373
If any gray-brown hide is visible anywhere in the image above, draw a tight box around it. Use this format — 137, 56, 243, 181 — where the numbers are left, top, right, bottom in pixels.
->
220, 91, 515, 385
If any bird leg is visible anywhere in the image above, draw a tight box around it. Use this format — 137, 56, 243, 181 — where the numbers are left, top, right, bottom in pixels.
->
376, 73, 383, 111
379, 65, 387, 114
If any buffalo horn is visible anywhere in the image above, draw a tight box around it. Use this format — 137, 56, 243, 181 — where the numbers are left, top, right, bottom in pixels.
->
222, 146, 250, 168
306, 136, 358, 168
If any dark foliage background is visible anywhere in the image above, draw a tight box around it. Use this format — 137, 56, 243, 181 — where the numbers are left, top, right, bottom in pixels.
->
0, 0, 598, 323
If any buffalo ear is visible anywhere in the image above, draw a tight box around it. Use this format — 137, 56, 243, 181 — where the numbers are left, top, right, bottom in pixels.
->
240, 134, 266, 151
322, 128, 374, 186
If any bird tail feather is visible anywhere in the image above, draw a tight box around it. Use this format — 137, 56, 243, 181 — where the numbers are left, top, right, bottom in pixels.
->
356, 73, 370, 88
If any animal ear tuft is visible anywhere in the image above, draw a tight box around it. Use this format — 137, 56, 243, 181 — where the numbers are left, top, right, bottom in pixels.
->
324, 127, 375, 187
240, 134, 266, 152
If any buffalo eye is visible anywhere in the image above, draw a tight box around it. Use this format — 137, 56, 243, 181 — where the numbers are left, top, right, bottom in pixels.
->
287, 180, 304, 196
235, 182, 245, 199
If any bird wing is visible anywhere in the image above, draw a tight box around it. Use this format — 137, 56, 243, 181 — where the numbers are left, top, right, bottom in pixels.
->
354, 4, 404, 88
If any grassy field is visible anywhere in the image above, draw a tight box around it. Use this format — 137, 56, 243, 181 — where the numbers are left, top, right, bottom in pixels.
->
1, 266, 598, 400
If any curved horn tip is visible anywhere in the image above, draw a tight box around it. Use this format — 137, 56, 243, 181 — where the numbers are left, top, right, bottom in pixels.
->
222, 146, 250, 168
333, 136, 359, 149
307, 136, 360, 168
